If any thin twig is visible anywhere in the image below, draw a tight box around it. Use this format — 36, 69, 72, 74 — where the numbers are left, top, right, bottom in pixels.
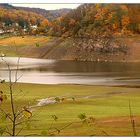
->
16, 126, 24, 136
102, 130, 109, 136
0, 107, 13, 122
129, 100, 137, 136
15, 120, 29, 126
14, 57, 20, 83
15, 109, 24, 119
48, 119, 54, 131
5, 131, 12, 136
50, 122, 73, 134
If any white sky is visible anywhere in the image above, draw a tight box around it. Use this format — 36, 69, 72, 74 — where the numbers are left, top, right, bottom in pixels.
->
11, 4, 81, 10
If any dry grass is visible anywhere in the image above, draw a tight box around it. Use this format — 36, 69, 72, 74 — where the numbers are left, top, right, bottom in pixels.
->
94, 116, 140, 136
0, 36, 50, 47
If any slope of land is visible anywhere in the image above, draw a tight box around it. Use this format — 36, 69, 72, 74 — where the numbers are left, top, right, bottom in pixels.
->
0, 35, 140, 62
40, 35, 140, 62
0, 3, 140, 62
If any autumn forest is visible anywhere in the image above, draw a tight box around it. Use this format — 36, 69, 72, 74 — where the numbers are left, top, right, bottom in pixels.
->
0, 4, 140, 37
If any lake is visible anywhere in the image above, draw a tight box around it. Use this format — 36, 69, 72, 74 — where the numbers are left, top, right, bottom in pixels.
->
0, 57, 140, 86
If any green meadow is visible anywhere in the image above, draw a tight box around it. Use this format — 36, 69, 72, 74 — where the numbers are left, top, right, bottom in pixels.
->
1, 83, 140, 136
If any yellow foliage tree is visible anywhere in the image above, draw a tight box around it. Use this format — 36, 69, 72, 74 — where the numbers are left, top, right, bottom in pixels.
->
41, 19, 50, 28
121, 15, 130, 33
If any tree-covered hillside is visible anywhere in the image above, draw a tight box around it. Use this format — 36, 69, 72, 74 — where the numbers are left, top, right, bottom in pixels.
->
49, 4, 140, 37
0, 4, 139, 37
0, 4, 45, 34
0, 4, 71, 35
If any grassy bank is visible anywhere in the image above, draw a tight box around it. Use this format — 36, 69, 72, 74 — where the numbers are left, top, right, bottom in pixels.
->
1, 83, 140, 136
0, 35, 50, 57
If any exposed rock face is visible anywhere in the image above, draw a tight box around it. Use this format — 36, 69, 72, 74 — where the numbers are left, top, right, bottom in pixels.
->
70, 36, 129, 61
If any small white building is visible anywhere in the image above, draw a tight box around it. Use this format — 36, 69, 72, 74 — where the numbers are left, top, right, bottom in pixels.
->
31, 25, 37, 29
0, 29, 4, 34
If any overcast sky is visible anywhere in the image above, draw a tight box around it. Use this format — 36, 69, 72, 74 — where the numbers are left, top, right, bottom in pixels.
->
11, 4, 81, 10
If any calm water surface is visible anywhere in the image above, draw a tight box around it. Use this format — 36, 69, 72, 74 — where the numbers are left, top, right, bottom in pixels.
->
0, 57, 140, 85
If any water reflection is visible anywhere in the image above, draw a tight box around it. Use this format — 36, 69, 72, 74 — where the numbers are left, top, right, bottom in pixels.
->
0, 57, 140, 85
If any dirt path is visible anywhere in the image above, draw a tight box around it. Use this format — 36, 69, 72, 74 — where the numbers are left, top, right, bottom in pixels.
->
19, 37, 63, 58
38, 38, 63, 58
